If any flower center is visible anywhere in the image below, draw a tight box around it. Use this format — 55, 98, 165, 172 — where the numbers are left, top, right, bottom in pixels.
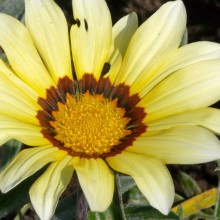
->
49, 91, 131, 156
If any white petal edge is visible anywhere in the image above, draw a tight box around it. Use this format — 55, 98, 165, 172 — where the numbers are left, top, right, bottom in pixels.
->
74, 158, 114, 212
30, 155, 74, 220
71, 0, 112, 80
115, 0, 186, 94
0, 146, 67, 192
107, 152, 174, 215
147, 107, 220, 135
25, 0, 72, 82
0, 13, 53, 96
139, 60, 220, 121
127, 126, 220, 164
106, 12, 138, 83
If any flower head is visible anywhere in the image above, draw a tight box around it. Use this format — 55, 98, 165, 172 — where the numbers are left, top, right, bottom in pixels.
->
0, 0, 220, 219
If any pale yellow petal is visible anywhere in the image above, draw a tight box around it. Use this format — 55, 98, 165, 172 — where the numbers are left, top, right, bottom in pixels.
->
0, 59, 38, 101
0, 64, 39, 110
115, 1, 186, 94
0, 146, 67, 192
71, 0, 112, 80
107, 152, 174, 215
74, 158, 114, 212
0, 92, 39, 124
106, 13, 138, 82
25, 0, 72, 81
0, 114, 49, 146
0, 74, 40, 123
127, 126, 220, 164
147, 108, 220, 135
0, 13, 53, 96
140, 60, 220, 121
30, 156, 73, 220
140, 41, 220, 97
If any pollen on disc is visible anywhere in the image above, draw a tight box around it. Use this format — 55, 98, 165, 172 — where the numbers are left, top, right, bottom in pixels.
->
50, 92, 131, 156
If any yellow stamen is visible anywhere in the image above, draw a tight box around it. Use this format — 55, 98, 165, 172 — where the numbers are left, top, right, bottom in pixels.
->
50, 92, 131, 156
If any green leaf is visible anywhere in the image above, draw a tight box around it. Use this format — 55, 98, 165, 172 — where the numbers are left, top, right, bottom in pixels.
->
0, 0, 24, 20
52, 192, 77, 220
179, 171, 202, 197
124, 206, 180, 220
126, 185, 149, 207
0, 166, 46, 218
117, 175, 136, 194
0, 140, 21, 172
87, 204, 120, 220
214, 160, 220, 218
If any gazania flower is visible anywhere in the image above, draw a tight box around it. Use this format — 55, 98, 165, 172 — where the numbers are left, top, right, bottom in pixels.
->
1, 0, 220, 219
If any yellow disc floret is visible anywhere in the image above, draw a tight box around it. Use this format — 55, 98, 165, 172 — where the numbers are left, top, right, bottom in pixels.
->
50, 92, 131, 156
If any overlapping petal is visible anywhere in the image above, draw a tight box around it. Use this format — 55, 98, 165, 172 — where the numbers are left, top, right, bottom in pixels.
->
147, 108, 220, 135
127, 126, 220, 164
0, 115, 49, 146
30, 156, 74, 220
74, 158, 114, 212
0, 146, 67, 193
25, 0, 72, 82
71, 0, 112, 80
115, 1, 186, 94
106, 13, 138, 83
139, 41, 220, 97
0, 59, 38, 101
139, 60, 220, 121
0, 13, 53, 96
0, 78, 39, 123
107, 152, 174, 214
0, 60, 40, 123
